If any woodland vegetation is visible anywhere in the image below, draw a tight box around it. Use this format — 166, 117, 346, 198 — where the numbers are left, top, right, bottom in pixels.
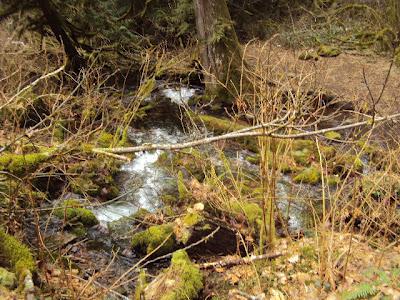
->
1, 0, 400, 299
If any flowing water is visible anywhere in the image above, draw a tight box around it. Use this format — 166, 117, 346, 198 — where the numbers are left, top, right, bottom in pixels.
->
92, 83, 319, 232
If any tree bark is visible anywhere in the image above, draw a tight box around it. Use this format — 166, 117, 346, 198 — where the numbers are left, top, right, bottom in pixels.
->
194, 0, 245, 106
36, 0, 85, 72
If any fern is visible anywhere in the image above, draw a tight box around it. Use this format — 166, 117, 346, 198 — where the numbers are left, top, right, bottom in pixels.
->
340, 282, 378, 300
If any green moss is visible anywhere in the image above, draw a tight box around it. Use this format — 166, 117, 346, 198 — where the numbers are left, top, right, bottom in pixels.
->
324, 131, 342, 140
320, 145, 336, 159
177, 170, 188, 200
183, 212, 203, 227
96, 132, 115, 148
71, 224, 87, 237
246, 154, 260, 165
291, 140, 316, 166
0, 267, 17, 289
0, 229, 35, 279
134, 269, 147, 300
317, 45, 341, 57
162, 250, 203, 300
230, 201, 263, 228
294, 166, 321, 185
292, 149, 312, 166
131, 224, 175, 255
54, 199, 99, 227
0, 152, 51, 176
327, 175, 341, 186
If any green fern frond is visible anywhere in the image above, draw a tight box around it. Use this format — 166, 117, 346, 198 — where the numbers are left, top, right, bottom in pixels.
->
340, 282, 378, 300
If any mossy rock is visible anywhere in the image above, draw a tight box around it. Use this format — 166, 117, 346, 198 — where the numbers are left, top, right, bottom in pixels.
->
317, 45, 341, 57
0, 229, 35, 279
144, 250, 203, 300
131, 224, 175, 255
0, 151, 51, 176
294, 166, 321, 185
0, 268, 17, 289
324, 131, 342, 140
54, 199, 99, 227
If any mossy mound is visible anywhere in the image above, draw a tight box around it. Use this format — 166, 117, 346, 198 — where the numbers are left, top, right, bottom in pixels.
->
0, 268, 17, 289
294, 166, 321, 185
0, 151, 51, 176
144, 250, 203, 300
0, 229, 35, 279
54, 199, 99, 227
131, 224, 175, 255
317, 45, 341, 57
324, 131, 342, 140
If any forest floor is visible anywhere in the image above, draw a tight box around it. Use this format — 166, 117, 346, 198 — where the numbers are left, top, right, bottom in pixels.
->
245, 42, 400, 115
1, 22, 400, 299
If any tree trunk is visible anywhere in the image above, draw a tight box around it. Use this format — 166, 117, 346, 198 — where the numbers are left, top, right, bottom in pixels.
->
36, 0, 85, 72
194, 0, 245, 106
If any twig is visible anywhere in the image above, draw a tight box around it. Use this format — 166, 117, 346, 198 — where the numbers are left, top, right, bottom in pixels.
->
0, 65, 65, 110
92, 148, 131, 162
92, 112, 400, 154
199, 251, 284, 269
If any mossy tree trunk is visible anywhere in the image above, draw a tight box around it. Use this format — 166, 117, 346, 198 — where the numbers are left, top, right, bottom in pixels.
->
194, 0, 245, 106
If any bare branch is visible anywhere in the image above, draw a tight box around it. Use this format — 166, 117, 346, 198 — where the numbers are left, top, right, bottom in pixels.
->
92, 112, 400, 155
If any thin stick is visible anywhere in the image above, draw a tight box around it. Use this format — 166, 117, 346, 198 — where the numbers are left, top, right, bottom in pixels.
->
92, 112, 400, 154
199, 251, 284, 269
0, 65, 65, 110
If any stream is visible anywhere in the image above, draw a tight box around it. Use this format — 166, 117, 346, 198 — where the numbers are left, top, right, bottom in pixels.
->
92, 83, 319, 232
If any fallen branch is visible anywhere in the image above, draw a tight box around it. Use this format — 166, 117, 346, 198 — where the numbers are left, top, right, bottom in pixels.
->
199, 251, 284, 269
92, 112, 400, 155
